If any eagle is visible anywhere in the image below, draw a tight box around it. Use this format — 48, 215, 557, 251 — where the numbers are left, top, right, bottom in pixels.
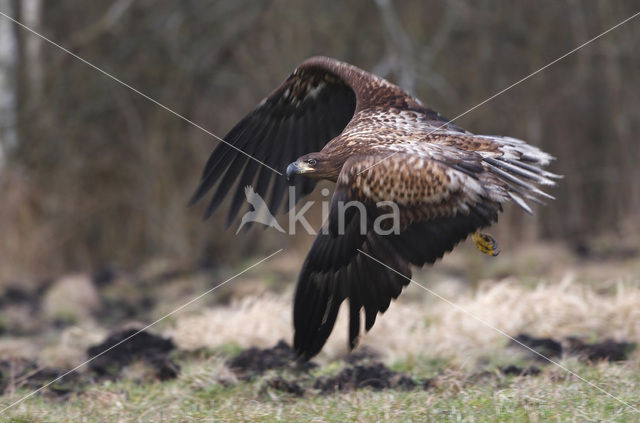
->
190, 57, 560, 360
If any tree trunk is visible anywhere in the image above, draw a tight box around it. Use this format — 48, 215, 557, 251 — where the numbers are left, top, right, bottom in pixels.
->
0, 0, 19, 163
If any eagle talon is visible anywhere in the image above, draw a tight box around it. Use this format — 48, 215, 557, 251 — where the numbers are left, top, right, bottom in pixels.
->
472, 231, 500, 257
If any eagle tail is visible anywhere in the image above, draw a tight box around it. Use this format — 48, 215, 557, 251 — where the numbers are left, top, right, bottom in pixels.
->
479, 137, 561, 213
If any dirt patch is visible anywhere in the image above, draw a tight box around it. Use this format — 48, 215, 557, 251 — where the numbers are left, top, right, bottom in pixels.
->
512, 333, 636, 362
227, 342, 432, 396
565, 337, 636, 362
0, 358, 80, 397
86, 329, 179, 381
314, 363, 431, 394
226, 340, 316, 381
512, 334, 563, 360
259, 362, 431, 397
0, 286, 35, 306
260, 376, 305, 397
498, 365, 541, 376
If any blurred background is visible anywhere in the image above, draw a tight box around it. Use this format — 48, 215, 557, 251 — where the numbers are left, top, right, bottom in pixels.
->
2, 3, 640, 418
0, 1, 639, 308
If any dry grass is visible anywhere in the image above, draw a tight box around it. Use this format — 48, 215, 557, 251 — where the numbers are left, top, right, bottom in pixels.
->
170, 254, 640, 369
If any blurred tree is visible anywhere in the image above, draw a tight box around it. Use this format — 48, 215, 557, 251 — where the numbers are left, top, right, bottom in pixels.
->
0, 0, 19, 162
0, 0, 639, 282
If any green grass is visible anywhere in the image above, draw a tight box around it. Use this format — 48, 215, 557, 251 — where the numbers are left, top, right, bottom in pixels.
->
2, 356, 639, 422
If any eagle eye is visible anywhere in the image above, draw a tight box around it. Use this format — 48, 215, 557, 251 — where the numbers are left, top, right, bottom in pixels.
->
305, 159, 317, 166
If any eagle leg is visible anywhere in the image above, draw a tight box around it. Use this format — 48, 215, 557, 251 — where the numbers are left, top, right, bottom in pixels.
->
472, 231, 500, 257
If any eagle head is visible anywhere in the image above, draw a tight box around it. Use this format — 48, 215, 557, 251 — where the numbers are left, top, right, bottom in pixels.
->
286, 152, 341, 182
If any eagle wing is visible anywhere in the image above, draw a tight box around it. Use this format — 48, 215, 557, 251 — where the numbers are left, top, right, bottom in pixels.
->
294, 136, 559, 359
189, 56, 428, 225
294, 149, 504, 359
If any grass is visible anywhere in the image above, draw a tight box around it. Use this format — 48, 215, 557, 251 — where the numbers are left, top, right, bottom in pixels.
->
2, 356, 639, 422
1, 240, 640, 422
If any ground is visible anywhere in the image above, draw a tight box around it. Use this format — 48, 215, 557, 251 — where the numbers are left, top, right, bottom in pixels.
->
0, 234, 639, 422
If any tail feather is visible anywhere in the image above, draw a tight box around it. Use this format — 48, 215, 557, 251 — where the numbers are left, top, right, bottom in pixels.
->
479, 136, 560, 213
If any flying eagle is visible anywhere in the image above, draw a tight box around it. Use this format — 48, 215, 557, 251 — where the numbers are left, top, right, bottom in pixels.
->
190, 57, 560, 360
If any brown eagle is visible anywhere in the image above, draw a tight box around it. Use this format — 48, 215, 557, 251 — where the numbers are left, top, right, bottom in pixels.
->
190, 57, 559, 360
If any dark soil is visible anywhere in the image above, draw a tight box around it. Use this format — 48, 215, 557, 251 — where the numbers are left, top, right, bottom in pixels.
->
96, 296, 156, 324
0, 329, 179, 399
565, 337, 636, 362
512, 333, 636, 363
0, 285, 42, 336
314, 363, 431, 394
260, 376, 305, 397
512, 334, 563, 360
86, 329, 179, 380
0, 359, 80, 397
228, 341, 431, 396
0, 286, 34, 305
226, 340, 316, 381
498, 365, 541, 376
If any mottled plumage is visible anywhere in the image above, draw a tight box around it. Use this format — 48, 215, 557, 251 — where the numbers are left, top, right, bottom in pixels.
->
191, 57, 560, 360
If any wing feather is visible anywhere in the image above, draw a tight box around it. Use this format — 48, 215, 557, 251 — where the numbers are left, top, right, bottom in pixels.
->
191, 56, 431, 223
190, 57, 362, 222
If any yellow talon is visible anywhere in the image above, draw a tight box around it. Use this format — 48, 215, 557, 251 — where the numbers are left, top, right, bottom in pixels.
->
472, 231, 500, 257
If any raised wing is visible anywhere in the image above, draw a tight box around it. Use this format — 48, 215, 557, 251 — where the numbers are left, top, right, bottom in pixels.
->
190, 56, 426, 226
189, 58, 354, 224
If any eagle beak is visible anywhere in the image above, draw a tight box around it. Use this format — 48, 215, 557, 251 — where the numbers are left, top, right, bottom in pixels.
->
286, 161, 312, 182
286, 162, 298, 182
